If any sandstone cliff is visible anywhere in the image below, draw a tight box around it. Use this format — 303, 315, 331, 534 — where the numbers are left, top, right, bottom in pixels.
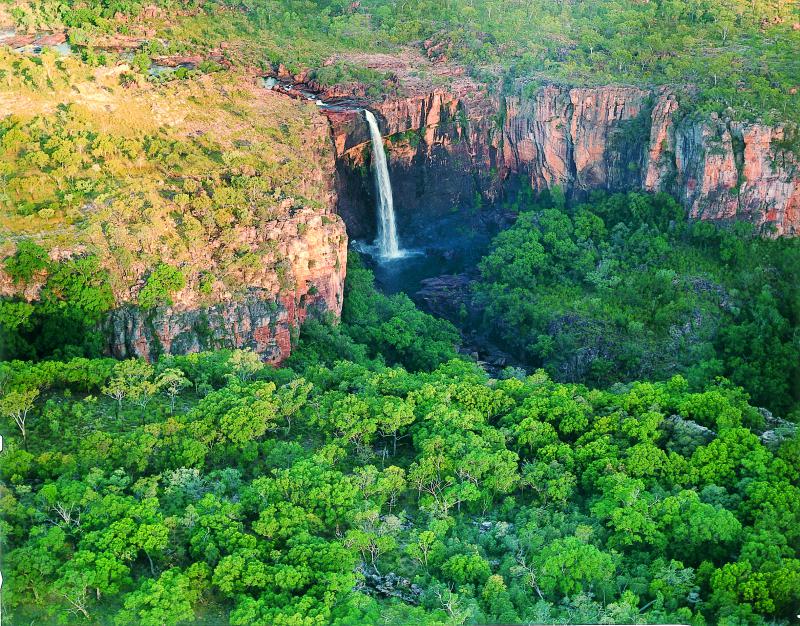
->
103, 206, 346, 363
326, 83, 799, 236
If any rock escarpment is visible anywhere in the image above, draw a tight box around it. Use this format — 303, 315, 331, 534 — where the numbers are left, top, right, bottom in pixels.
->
104, 207, 347, 363
326, 84, 799, 236
96, 92, 350, 364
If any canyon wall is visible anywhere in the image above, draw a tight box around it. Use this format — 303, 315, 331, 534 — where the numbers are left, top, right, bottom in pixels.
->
326, 85, 799, 237
103, 207, 347, 363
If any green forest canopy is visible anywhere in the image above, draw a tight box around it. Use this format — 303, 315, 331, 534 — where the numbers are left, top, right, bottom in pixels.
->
474, 190, 800, 417
1, 256, 798, 625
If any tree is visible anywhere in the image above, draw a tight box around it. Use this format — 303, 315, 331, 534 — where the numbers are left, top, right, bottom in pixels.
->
4, 525, 68, 606
218, 391, 278, 445
376, 466, 406, 512
3, 241, 49, 285
156, 368, 190, 413
533, 536, 616, 598
275, 378, 312, 433
441, 551, 492, 586
375, 396, 415, 455
114, 567, 204, 626
323, 394, 378, 450
591, 474, 663, 549
655, 490, 742, 564
137, 264, 186, 310
0, 387, 39, 448
345, 509, 397, 574
102, 359, 155, 415
407, 529, 443, 571
101, 375, 127, 410
521, 460, 576, 507
228, 349, 264, 382
482, 574, 518, 624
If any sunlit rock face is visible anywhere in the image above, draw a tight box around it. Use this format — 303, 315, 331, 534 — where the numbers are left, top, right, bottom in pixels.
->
671, 118, 800, 235
327, 84, 799, 238
104, 207, 347, 364
499, 85, 650, 194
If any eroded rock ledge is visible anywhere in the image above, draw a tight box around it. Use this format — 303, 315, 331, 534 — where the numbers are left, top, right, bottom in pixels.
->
103, 207, 347, 363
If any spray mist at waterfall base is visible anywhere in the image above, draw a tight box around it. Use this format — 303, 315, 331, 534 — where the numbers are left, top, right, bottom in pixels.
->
351, 240, 423, 262
352, 228, 493, 296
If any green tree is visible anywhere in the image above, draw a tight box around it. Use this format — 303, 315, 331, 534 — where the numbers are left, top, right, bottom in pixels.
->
137, 264, 186, 309
0, 387, 39, 448
115, 567, 205, 626
3, 241, 49, 285
156, 368, 190, 413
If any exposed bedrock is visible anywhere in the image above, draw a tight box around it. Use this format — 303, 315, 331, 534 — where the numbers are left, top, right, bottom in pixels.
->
103, 208, 347, 363
325, 85, 799, 238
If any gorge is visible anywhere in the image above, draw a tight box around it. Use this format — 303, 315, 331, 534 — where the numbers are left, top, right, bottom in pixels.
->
3, 2, 800, 623
1, 61, 799, 367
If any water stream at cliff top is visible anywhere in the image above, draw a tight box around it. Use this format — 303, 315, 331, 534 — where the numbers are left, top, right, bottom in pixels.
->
364, 109, 404, 260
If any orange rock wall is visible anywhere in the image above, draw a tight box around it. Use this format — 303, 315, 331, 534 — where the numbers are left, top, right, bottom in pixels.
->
328, 85, 799, 235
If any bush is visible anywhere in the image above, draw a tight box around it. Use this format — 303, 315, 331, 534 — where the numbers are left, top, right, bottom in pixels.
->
3, 241, 49, 285
138, 264, 187, 310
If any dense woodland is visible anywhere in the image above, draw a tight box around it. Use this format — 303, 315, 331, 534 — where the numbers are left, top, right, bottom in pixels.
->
475, 190, 800, 417
1, 262, 799, 625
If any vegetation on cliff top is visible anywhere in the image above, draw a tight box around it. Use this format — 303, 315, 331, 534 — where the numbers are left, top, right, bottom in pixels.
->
1, 262, 798, 625
0, 52, 344, 351
5, 0, 799, 123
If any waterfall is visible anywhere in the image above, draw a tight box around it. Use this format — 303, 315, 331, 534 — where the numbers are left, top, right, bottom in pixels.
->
364, 109, 402, 259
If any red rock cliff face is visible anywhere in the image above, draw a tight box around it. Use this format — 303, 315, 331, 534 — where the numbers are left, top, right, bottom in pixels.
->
667, 115, 800, 234
328, 85, 799, 236
498, 86, 649, 193
104, 206, 347, 363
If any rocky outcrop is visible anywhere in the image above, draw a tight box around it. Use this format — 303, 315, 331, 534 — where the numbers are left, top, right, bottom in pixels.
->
103, 207, 347, 363
105, 293, 296, 363
662, 414, 716, 456
326, 84, 799, 237
357, 566, 423, 605
756, 407, 797, 450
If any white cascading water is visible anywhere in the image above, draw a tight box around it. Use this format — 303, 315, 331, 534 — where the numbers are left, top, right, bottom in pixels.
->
364, 109, 402, 259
